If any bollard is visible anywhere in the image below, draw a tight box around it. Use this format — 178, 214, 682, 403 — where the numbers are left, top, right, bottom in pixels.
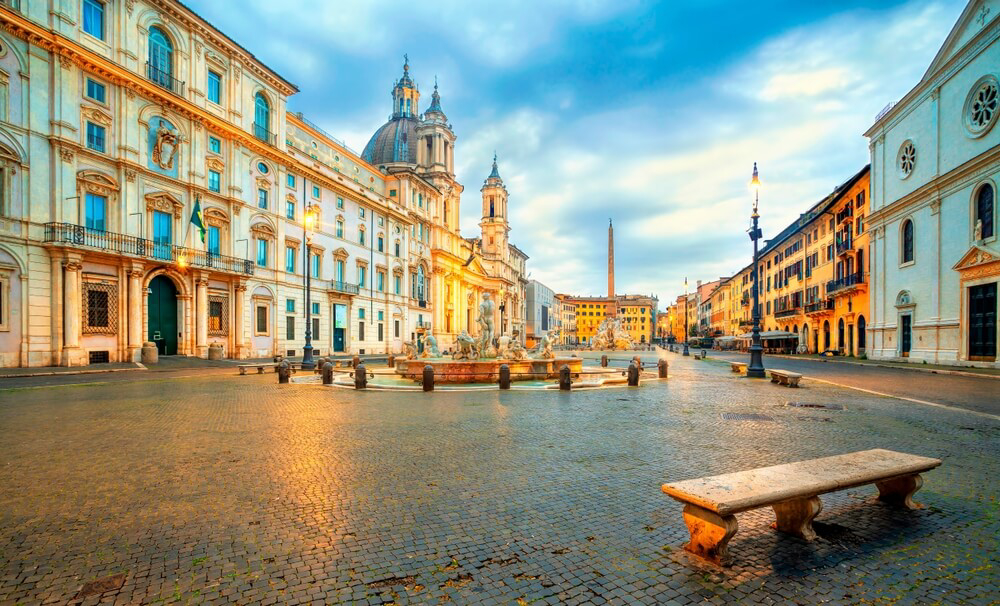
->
352, 355, 360, 368
627, 362, 640, 386
322, 362, 334, 385
499, 364, 511, 390
277, 361, 290, 384
601, 354, 609, 368
632, 355, 643, 371
422, 365, 435, 392
355, 363, 367, 389
388, 354, 395, 368
315, 357, 327, 374
658, 359, 669, 379
701, 349, 707, 359
559, 364, 571, 390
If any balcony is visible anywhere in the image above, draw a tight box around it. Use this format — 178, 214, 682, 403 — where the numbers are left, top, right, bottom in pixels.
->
253, 122, 276, 145
741, 294, 750, 307
330, 280, 360, 295
44, 223, 254, 275
836, 205, 854, 224
145, 62, 185, 96
805, 299, 834, 314
774, 306, 802, 319
835, 234, 854, 256
826, 271, 866, 296
417, 321, 432, 330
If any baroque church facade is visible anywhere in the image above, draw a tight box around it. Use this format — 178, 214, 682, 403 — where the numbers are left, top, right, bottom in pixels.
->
361, 60, 528, 351
0, 0, 525, 367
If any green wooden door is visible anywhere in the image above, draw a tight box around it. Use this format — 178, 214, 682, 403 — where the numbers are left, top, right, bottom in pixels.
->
148, 275, 178, 355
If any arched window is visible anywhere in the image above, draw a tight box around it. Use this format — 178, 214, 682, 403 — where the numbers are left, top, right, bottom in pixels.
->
858, 315, 867, 350
417, 265, 425, 301
148, 26, 173, 89
254, 93, 270, 142
490, 200, 495, 218
405, 99, 411, 116
976, 183, 994, 239
901, 219, 914, 263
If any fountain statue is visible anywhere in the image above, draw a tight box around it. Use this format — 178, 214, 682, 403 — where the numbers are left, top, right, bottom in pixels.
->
537, 329, 560, 359
590, 317, 635, 351
476, 293, 497, 358
421, 332, 441, 358
403, 339, 419, 360
453, 330, 479, 360
497, 329, 529, 360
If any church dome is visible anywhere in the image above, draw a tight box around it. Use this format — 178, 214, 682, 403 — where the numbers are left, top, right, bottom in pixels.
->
361, 116, 419, 166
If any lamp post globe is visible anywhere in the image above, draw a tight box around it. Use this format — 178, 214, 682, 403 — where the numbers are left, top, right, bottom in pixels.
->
746, 162, 767, 378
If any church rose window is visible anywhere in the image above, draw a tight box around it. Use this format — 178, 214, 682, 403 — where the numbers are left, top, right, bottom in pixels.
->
897, 141, 916, 178
965, 76, 999, 137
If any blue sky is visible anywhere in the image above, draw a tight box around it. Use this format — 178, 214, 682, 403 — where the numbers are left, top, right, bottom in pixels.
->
187, 0, 965, 304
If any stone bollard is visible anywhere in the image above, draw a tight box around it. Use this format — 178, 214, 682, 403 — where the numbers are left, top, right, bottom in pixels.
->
388, 354, 395, 368
352, 355, 360, 368
601, 354, 609, 368
499, 364, 511, 390
632, 355, 643, 371
354, 363, 367, 389
322, 362, 334, 385
559, 365, 571, 391
140, 341, 158, 365
701, 349, 707, 359
422, 365, 435, 392
208, 343, 224, 360
627, 362, 640, 386
273, 354, 283, 363
277, 361, 291, 384
658, 359, 669, 378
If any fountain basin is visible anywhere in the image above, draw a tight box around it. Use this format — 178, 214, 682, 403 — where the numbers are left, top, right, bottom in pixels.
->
394, 356, 584, 384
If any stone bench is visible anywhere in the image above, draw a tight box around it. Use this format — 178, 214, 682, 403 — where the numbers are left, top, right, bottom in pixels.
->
661, 449, 941, 566
730, 362, 747, 374
769, 369, 802, 387
693, 354, 702, 360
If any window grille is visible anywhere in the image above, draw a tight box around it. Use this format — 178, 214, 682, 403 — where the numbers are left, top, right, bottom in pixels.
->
208, 295, 228, 336
83, 281, 118, 334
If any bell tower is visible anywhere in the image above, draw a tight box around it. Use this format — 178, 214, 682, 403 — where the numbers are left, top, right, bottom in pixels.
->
479, 153, 509, 257
416, 77, 456, 177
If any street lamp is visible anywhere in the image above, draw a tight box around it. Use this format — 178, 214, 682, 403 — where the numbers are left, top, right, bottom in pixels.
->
746, 162, 766, 378
301, 206, 317, 370
682, 277, 690, 356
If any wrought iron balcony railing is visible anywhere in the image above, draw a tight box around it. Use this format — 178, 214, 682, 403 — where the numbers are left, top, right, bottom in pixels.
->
835, 234, 854, 255
145, 62, 185, 96
253, 122, 276, 145
44, 223, 254, 275
836, 205, 854, 224
774, 306, 802, 319
330, 280, 360, 295
826, 271, 866, 295
805, 299, 834, 314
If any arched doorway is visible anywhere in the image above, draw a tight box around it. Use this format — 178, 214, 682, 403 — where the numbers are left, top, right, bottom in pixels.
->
148, 275, 178, 355
802, 324, 810, 353
838, 318, 845, 352
823, 320, 831, 351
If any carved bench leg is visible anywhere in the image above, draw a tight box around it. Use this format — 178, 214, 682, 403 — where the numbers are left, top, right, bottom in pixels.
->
239, 367, 247, 375
681, 504, 739, 566
876, 474, 924, 510
771, 496, 822, 541
788, 377, 800, 388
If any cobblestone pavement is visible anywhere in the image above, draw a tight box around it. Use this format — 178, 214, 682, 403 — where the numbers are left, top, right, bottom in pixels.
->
1, 355, 997, 605
691, 349, 1000, 417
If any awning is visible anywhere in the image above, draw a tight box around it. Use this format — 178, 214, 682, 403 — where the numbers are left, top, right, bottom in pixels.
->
736, 330, 799, 340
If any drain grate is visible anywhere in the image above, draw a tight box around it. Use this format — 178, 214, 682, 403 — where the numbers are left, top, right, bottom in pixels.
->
721, 413, 775, 422
788, 402, 844, 410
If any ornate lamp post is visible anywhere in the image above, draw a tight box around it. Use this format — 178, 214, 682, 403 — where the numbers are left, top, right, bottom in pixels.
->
301, 207, 317, 370
747, 162, 766, 378
682, 277, 690, 356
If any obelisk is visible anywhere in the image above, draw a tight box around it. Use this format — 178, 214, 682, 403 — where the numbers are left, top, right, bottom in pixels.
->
608, 219, 616, 317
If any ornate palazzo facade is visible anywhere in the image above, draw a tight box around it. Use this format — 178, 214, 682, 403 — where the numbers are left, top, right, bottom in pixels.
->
0, 0, 527, 366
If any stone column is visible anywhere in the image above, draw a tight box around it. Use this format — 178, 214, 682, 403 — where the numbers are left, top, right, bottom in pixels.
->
50, 252, 64, 365
61, 256, 86, 366
234, 282, 247, 359
127, 266, 144, 361
195, 272, 209, 357
177, 294, 192, 355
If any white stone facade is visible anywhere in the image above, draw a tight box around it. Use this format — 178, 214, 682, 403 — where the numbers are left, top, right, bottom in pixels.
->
865, 0, 1000, 366
0, 0, 479, 366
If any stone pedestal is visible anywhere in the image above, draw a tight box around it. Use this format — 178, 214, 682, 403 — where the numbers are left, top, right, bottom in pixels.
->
208, 344, 224, 360
141, 341, 158, 365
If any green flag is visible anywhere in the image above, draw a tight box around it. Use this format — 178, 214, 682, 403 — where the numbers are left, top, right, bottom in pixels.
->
190, 195, 206, 244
